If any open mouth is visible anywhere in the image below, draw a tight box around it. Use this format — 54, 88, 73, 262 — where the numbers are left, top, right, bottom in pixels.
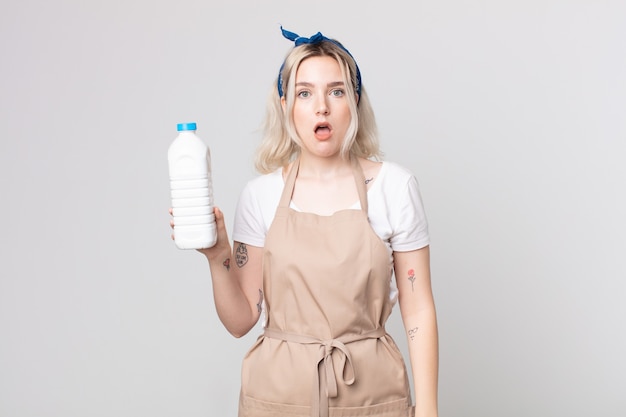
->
314, 123, 332, 139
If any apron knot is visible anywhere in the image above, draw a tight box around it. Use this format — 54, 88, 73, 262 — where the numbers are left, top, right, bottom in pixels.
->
319, 339, 356, 400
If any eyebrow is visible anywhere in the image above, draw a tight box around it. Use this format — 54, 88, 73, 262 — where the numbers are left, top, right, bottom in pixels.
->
295, 81, 345, 88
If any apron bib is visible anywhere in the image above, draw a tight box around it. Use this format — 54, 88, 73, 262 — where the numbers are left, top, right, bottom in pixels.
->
239, 156, 414, 417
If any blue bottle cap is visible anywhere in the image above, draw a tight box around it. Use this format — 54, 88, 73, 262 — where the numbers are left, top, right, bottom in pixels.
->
177, 122, 197, 131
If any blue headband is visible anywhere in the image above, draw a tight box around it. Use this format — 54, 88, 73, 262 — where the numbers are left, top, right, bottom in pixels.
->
276, 26, 362, 99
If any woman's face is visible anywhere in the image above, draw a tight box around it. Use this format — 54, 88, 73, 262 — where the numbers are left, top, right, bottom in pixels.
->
291, 56, 351, 160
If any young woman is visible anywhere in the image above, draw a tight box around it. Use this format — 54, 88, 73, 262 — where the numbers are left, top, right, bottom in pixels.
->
173, 27, 438, 417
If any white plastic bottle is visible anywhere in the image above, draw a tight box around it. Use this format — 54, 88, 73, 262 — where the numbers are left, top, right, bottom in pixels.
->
168, 122, 217, 249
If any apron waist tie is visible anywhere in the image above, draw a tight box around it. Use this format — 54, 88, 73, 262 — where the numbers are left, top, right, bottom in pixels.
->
263, 327, 386, 417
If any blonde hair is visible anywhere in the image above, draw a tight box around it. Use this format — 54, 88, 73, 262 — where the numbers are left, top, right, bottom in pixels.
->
254, 40, 381, 174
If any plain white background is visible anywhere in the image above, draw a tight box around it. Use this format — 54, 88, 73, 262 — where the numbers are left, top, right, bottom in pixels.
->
1, 1, 625, 416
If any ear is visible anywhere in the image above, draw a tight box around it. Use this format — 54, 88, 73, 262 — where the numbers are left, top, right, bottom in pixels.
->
280, 96, 286, 113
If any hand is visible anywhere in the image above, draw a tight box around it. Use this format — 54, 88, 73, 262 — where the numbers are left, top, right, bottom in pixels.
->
196, 206, 231, 260
169, 206, 232, 260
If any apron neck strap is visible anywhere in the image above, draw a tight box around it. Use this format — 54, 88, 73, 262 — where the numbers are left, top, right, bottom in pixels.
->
350, 155, 369, 213
279, 157, 300, 208
278, 154, 369, 213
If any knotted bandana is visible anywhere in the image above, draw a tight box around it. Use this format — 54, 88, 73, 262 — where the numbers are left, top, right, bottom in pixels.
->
277, 26, 362, 99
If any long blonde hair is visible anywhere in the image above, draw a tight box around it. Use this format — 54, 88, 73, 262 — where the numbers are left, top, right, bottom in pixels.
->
254, 39, 381, 174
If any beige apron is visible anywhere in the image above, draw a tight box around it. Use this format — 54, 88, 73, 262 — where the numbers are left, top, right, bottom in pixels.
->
239, 156, 414, 417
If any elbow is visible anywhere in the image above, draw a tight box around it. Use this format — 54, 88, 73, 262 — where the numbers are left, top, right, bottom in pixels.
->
217, 306, 259, 338
224, 320, 256, 339
229, 329, 249, 339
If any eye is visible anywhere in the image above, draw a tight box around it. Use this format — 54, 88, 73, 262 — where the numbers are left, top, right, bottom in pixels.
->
330, 89, 345, 97
297, 90, 311, 98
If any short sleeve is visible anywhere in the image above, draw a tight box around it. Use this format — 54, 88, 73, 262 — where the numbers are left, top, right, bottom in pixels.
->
388, 174, 430, 252
232, 181, 267, 247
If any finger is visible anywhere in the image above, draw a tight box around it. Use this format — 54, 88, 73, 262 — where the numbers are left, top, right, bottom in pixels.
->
213, 206, 225, 226
210, 207, 231, 248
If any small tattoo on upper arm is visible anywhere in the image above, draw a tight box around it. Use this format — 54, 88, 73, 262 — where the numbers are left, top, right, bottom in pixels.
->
365, 177, 374, 184
223, 258, 231, 271
408, 327, 419, 341
256, 289, 263, 314
407, 269, 416, 291
236, 243, 249, 268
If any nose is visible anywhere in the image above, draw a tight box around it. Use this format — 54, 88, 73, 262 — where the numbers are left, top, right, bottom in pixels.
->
316, 96, 329, 115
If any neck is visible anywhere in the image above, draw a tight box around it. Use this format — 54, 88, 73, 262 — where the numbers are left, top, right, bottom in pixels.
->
297, 152, 353, 180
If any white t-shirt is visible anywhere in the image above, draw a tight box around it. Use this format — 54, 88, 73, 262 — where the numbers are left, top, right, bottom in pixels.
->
233, 160, 429, 253
233, 161, 429, 313
233, 161, 429, 314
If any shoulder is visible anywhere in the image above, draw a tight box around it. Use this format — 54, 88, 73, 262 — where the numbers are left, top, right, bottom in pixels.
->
370, 160, 427, 218
240, 168, 284, 199
380, 160, 415, 182
358, 158, 415, 189
233, 168, 284, 246
236, 168, 284, 219
246, 167, 284, 188
375, 160, 420, 198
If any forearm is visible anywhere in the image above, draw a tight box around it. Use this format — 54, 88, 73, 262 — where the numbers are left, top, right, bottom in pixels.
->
405, 308, 439, 417
205, 247, 258, 338
394, 246, 438, 417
